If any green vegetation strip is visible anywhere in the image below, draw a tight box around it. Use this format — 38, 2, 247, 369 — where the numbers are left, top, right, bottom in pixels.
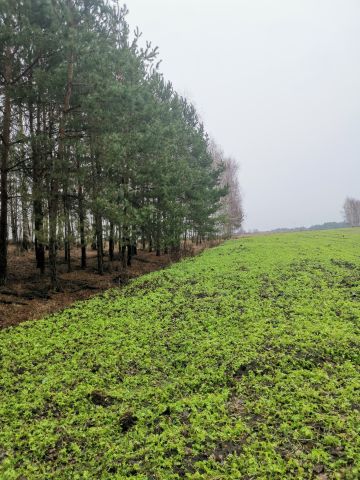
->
1, 229, 360, 479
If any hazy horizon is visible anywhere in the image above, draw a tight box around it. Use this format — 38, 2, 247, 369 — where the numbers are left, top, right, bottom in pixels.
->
127, 0, 360, 231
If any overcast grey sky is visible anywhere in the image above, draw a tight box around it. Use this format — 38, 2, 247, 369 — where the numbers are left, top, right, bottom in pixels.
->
127, 0, 360, 231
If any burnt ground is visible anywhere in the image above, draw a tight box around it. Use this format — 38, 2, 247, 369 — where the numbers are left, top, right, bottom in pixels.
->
0, 242, 213, 329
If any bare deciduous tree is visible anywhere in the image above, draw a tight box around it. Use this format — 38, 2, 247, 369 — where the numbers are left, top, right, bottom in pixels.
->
210, 140, 244, 237
343, 197, 360, 227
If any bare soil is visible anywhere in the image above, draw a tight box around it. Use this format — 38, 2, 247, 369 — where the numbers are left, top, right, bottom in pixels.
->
0, 242, 213, 329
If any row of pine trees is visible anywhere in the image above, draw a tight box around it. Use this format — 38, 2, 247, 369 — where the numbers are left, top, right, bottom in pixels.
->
0, 0, 243, 289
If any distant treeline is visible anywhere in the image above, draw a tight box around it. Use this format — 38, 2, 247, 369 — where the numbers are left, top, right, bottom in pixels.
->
269, 221, 350, 234
0, 1, 243, 288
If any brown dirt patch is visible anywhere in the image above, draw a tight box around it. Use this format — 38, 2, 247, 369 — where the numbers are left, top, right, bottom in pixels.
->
0, 242, 217, 329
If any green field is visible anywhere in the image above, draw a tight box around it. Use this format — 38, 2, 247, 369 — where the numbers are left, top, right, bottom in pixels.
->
1, 229, 359, 479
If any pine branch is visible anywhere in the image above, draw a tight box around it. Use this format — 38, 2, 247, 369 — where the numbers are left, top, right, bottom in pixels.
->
11, 54, 42, 85
6, 158, 29, 173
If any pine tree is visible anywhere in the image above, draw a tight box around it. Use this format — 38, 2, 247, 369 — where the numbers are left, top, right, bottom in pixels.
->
0, 0, 240, 288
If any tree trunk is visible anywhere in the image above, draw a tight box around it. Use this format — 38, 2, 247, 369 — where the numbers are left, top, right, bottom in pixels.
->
142, 237, 146, 250
21, 176, 31, 251
31, 100, 45, 273
155, 232, 160, 256
49, 42, 74, 288
9, 177, 19, 244
121, 243, 126, 269
78, 183, 86, 268
149, 236, 153, 252
63, 193, 71, 272
95, 212, 103, 274
48, 179, 60, 290
155, 204, 161, 256
127, 241, 132, 267
0, 50, 12, 285
34, 201, 45, 273
109, 222, 114, 261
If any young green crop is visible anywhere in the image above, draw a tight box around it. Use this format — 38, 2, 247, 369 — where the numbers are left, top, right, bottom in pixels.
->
0, 229, 359, 479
